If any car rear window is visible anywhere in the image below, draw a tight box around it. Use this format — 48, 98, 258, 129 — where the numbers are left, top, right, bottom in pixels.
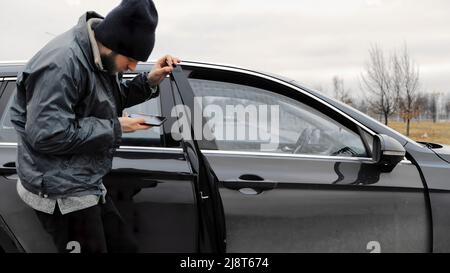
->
0, 81, 18, 143
0, 79, 164, 147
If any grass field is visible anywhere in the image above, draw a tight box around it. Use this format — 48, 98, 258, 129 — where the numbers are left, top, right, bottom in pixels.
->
388, 121, 450, 145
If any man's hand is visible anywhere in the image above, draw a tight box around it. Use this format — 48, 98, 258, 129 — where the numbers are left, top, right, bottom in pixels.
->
147, 55, 181, 86
118, 111, 152, 133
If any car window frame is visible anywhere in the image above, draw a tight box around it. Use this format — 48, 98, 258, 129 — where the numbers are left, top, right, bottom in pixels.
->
0, 74, 169, 148
0, 79, 15, 119
186, 66, 375, 159
0, 66, 377, 161
0, 80, 19, 143
105, 73, 166, 148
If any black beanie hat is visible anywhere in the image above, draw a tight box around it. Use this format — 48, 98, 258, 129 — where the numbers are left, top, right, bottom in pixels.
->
94, 0, 158, 62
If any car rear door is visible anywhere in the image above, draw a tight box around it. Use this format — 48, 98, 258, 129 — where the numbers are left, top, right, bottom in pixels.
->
183, 66, 431, 253
0, 79, 51, 252
0, 73, 202, 253
100, 72, 200, 253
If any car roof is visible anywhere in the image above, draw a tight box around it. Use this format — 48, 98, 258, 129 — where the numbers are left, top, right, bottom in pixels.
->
0, 61, 27, 77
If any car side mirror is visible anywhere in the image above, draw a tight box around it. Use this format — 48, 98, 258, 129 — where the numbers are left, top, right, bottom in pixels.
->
372, 134, 406, 173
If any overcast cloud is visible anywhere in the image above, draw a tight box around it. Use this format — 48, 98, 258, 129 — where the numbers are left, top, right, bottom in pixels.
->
1, 0, 449, 96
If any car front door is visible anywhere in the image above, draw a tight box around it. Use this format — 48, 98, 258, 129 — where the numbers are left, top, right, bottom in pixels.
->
168, 67, 226, 253
184, 67, 431, 253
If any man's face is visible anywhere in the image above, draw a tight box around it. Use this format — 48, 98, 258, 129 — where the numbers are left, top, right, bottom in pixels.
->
100, 51, 138, 74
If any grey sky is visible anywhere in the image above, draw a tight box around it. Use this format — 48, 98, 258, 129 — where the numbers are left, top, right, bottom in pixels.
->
1, 0, 449, 97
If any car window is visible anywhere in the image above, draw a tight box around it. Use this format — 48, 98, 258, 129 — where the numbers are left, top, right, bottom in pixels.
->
189, 78, 369, 157
120, 94, 163, 147
0, 81, 18, 143
360, 129, 374, 154
0, 80, 163, 147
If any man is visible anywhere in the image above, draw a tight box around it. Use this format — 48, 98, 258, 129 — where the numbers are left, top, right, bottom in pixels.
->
9, 0, 180, 253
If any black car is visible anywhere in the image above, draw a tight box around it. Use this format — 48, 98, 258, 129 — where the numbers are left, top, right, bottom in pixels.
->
1, 61, 450, 253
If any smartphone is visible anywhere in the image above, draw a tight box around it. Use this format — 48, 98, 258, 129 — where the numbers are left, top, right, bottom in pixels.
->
128, 114, 167, 126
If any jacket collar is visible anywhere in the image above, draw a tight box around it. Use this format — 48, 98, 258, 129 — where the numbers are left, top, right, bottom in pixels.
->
86, 18, 106, 72
73, 11, 105, 72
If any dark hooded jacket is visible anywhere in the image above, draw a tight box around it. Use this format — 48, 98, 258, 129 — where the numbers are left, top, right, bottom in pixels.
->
10, 12, 159, 198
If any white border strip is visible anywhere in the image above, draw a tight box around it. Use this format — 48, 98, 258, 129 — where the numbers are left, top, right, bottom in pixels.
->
0, 142, 17, 147
118, 146, 182, 152
0, 77, 18, 81
200, 149, 374, 162
0, 60, 27, 65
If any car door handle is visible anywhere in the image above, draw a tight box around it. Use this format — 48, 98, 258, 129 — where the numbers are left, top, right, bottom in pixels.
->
222, 179, 277, 194
238, 174, 265, 181
0, 162, 16, 175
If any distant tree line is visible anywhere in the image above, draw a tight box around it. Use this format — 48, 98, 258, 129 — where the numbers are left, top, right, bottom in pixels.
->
330, 43, 450, 137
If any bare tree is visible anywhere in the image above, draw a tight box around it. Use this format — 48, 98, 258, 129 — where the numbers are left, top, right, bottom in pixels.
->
332, 76, 353, 105
396, 45, 421, 136
361, 45, 396, 125
429, 92, 438, 123
354, 98, 369, 114
446, 100, 450, 120
391, 52, 403, 121
415, 94, 428, 121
